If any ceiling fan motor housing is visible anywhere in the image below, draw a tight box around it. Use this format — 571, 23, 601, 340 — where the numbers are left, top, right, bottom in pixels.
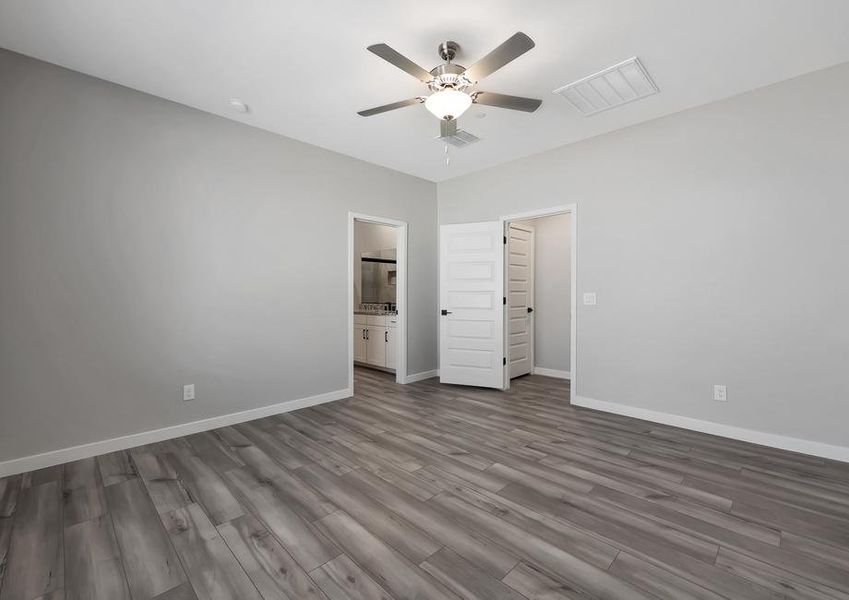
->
428, 63, 470, 92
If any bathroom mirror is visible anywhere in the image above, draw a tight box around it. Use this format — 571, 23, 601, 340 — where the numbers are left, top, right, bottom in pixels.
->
361, 249, 396, 304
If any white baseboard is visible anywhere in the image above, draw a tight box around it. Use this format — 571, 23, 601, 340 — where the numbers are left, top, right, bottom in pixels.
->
403, 369, 439, 384
533, 367, 571, 380
573, 395, 849, 463
0, 387, 353, 478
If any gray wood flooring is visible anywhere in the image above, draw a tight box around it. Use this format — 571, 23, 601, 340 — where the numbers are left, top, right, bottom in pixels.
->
1, 367, 848, 599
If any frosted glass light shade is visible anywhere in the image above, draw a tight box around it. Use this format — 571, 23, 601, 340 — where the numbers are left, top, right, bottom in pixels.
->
424, 89, 472, 120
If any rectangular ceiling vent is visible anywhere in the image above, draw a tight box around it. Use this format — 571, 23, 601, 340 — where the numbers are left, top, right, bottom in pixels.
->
438, 129, 480, 148
553, 57, 658, 116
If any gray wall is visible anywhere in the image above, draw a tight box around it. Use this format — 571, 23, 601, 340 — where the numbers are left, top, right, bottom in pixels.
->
439, 62, 849, 448
0, 49, 438, 462
530, 214, 571, 373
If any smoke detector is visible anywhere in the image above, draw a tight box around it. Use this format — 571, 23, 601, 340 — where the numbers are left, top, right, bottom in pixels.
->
227, 98, 250, 114
554, 57, 658, 116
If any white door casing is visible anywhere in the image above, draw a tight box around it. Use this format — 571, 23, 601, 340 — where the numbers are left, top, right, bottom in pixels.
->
508, 223, 534, 378
439, 222, 505, 389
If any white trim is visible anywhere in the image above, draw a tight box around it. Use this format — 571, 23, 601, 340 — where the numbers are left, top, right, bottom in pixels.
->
500, 205, 576, 222
533, 367, 571, 380
403, 369, 439, 383
573, 395, 849, 463
348, 212, 408, 387
0, 387, 353, 478
501, 204, 577, 405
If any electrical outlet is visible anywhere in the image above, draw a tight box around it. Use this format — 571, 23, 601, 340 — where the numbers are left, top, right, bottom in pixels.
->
583, 292, 597, 306
713, 385, 727, 402
183, 384, 195, 402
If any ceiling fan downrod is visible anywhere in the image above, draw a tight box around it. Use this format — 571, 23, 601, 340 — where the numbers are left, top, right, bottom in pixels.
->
438, 40, 459, 63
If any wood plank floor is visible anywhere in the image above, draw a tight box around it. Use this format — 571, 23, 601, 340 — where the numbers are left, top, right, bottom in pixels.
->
2, 367, 849, 599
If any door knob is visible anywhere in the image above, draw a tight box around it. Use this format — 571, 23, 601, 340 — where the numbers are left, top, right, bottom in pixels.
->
441, 309, 452, 316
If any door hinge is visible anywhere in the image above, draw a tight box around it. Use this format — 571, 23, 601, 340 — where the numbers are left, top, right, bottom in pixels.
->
503, 357, 507, 366
503, 235, 507, 244
503, 296, 506, 305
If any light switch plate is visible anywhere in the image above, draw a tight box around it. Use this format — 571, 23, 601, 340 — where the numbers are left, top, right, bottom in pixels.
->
183, 384, 195, 401
713, 385, 727, 402
583, 292, 597, 306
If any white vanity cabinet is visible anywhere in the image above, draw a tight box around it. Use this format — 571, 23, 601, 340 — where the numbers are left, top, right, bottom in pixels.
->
354, 314, 397, 370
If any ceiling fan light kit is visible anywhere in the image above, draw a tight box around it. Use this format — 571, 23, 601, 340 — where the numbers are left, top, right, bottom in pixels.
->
358, 32, 542, 153
425, 89, 472, 120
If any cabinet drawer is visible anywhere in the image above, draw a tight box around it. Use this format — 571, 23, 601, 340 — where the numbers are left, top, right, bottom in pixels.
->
366, 315, 387, 326
354, 314, 367, 325
387, 316, 398, 328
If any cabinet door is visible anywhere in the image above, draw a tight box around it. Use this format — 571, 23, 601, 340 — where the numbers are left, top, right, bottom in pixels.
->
385, 327, 397, 370
354, 325, 368, 362
367, 326, 386, 366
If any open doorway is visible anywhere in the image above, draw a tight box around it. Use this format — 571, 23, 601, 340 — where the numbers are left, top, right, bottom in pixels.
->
348, 213, 408, 390
506, 213, 572, 380
437, 205, 576, 402
502, 205, 576, 401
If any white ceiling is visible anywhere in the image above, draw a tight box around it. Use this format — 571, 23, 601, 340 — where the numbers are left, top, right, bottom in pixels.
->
2, 0, 849, 182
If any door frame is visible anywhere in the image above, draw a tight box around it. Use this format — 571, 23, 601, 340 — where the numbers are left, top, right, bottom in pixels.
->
500, 204, 577, 404
348, 212, 408, 388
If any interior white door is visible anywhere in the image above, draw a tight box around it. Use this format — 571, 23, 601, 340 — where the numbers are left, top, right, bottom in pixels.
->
508, 223, 534, 378
439, 222, 505, 389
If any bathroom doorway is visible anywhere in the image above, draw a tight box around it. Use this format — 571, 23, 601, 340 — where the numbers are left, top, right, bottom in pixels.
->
348, 212, 408, 389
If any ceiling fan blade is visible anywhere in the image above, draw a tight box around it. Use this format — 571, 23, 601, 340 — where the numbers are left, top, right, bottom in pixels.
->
357, 98, 423, 117
367, 44, 434, 82
463, 32, 535, 83
472, 91, 542, 112
439, 119, 458, 138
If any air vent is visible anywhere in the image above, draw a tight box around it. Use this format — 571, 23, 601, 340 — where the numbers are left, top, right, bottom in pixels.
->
553, 57, 658, 116
438, 129, 480, 148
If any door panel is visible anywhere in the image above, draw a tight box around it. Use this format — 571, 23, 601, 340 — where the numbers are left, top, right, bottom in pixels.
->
385, 327, 396, 370
439, 222, 505, 389
508, 223, 534, 378
354, 325, 368, 363
367, 326, 387, 366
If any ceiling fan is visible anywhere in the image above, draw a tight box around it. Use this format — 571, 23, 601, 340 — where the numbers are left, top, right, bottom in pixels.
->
357, 32, 542, 139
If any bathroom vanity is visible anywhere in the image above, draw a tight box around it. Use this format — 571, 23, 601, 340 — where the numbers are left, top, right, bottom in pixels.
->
354, 312, 398, 371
